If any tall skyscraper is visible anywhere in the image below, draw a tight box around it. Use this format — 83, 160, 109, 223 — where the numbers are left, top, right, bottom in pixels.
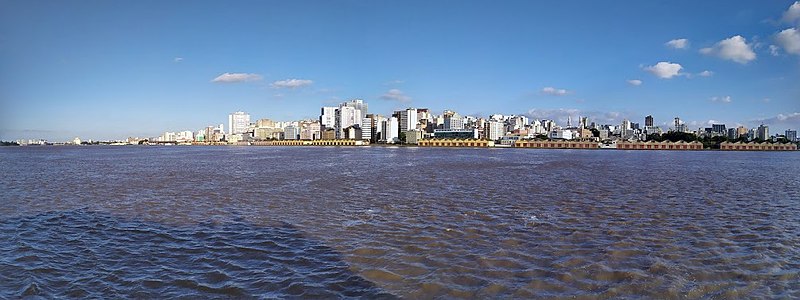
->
334, 106, 359, 139
228, 111, 250, 135
712, 124, 726, 134
320, 107, 336, 129
361, 117, 372, 141
398, 108, 418, 134
757, 124, 769, 141
382, 117, 399, 143
786, 130, 797, 142
645, 115, 654, 127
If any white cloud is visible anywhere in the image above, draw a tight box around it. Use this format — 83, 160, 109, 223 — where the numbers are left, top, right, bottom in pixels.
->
762, 98, 771, 103
380, 89, 411, 102
665, 38, 689, 49
754, 112, 800, 128
776, 28, 800, 55
211, 72, 263, 83
710, 96, 732, 103
783, 1, 800, 25
270, 79, 313, 89
699, 35, 756, 64
769, 45, 781, 56
627, 79, 642, 86
173, 57, 184, 63
698, 70, 714, 77
644, 62, 683, 79
541, 86, 571, 96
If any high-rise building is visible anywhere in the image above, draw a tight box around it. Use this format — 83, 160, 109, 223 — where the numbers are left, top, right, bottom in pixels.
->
486, 121, 505, 141
786, 130, 797, 142
361, 117, 372, 141
673, 117, 687, 133
645, 115, 654, 127
737, 126, 748, 139
334, 106, 359, 139
712, 124, 726, 134
382, 117, 399, 143
320, 107, 336, 129
228, 111, 250, 135
757, 124, 769, 140
727, 128, 738, 140
398, 108, 418, 134
443, 111, 464, 130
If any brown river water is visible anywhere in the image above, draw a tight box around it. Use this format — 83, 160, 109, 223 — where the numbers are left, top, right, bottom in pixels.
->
1, 146, 798, 298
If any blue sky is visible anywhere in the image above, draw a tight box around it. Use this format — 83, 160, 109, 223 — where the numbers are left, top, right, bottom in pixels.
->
1, 0, 799, 141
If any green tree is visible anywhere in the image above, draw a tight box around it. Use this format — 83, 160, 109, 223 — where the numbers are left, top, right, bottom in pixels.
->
398, 132, 407, 144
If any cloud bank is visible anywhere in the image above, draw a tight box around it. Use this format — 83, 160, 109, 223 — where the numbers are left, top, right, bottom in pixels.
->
212, 73, 263, 83
271, 79, 313, 89
644, 62, 683, 79
699, 35, 756, 64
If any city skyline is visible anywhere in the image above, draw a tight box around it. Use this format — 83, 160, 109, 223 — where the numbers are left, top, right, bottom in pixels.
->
2, 1, 800, 141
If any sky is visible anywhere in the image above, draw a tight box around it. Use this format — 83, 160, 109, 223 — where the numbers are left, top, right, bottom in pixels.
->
1, 0, 799, 141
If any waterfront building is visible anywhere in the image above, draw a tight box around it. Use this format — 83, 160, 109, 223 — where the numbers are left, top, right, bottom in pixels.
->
486, 121, 505, 141
727, 128, 738, 140
418, 138, 493, 147
757, 124, 769, 141
513, 140, 599, 149
736, 126, 748, 139
284, 125, 300, 140
382, 117, 399, 143
255, 127, 282, 140
786, 130, 797, 142
712, 124, 726, 135
361, 117, 372, 141
228, 111, 250, 135
617, 140, 703, 150
720, 142, 797, 151
398, 108, 418, 134
432, 129, 479, 139
443, 111, 464, 130
321, 128, 336, 140
176, 131, 194, 142
344, 125, 362, 140
158, 132, 176, 142
320, 107, 336, 129
334, 105, 359, 139
549, 129, 574, 140
406, 129, 423, 144
299, 121, 321, 140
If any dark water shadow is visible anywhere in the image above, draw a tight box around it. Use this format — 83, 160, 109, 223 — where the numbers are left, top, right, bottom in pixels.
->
0, 209, 397, 299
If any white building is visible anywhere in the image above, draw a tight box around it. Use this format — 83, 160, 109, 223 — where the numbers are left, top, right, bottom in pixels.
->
228, 111, 250, 135
382, 117, 399, 143
549, 129, 574, 140
486, 121, 505, 141
399, 108, 418, 134
320, 107, 336, 129
175, 131, 194, 142
335, 106, 360, 139
361, 117, 372, 141
443, 112, 464, 129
